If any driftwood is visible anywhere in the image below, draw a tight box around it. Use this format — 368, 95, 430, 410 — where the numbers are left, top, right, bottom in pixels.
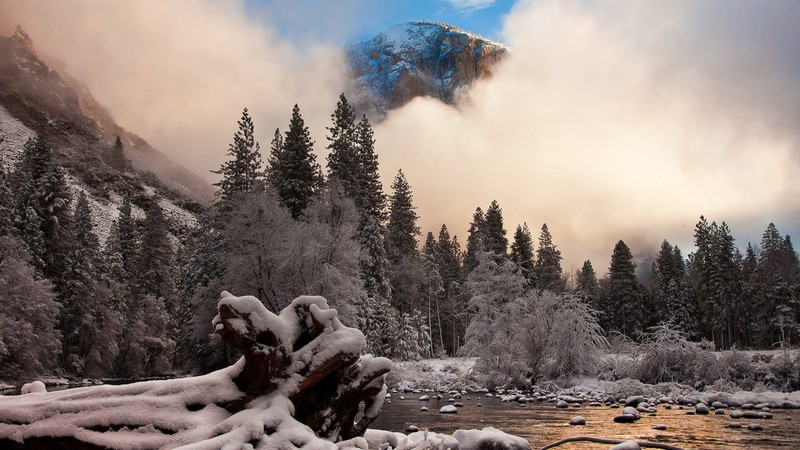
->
0, 293, 392, 449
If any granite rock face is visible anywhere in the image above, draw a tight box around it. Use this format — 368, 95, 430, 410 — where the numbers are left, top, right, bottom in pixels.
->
348, 21, 508, 116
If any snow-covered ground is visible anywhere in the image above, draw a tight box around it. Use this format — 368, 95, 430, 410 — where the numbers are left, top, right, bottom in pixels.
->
388, 354, 800, 409
0, 104, 34, 169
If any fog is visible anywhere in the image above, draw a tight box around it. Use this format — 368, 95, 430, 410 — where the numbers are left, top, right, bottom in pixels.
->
2, 0, 798, 274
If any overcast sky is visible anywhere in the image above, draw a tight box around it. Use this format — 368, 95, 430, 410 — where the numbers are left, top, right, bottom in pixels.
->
2, 0, 798, 275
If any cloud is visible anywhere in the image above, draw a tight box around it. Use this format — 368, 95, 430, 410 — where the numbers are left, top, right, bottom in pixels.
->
446, 0, 497, 13
0, 0, 348, 181
374, 0, 800, 273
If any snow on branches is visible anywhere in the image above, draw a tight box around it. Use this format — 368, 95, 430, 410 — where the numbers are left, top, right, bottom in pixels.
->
0, 292, 392, 449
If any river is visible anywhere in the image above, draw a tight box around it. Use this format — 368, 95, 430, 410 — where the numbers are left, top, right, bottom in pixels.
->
371, 393, 800, 449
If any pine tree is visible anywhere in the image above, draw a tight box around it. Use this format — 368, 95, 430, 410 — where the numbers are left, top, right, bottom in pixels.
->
575, 260, 599, 306
0, 235, 62, 379
359, 214, 391, 300
59, 192, 117, 375
106, 197, 138, 284
267, 104, 323, 219
134, 200, 175, 302
484, 200, 508, 258
651, 241, 697, 336
326, 94, 358, 191
509, 223, 535, 287
600, 240, 641, 336
267, 127, 283, 174
354, 115, 385, 222
385, 170, 420, 264
108, 135, 129, 171
11, 134, 73, 284
534, 223, 565, 292
750, 223, 800, 347
212, 108, 263, 202
463, 207, 486, 274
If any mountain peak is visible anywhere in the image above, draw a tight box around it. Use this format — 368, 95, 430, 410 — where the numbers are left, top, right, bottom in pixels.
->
11, 25, 37, 56
348, 20, 508, 115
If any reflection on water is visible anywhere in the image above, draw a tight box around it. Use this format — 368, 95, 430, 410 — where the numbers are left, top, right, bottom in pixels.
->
371, 394, 800, 449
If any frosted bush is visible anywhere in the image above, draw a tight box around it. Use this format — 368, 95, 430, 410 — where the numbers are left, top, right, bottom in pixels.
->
633, 323, 713, 384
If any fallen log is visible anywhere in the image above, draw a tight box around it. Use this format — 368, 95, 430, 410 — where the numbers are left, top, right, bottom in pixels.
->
0, 292, 392, 449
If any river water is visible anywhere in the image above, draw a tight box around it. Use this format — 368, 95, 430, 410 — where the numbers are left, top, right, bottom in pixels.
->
371, 394, 800, 449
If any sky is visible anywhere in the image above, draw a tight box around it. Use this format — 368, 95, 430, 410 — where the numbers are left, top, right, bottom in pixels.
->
1, 0, 799, 275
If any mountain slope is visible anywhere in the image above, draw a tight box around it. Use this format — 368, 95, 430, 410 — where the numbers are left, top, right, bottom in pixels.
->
0, 26, 214, 206
348, 21, 508, 115
0, 26, 208, 242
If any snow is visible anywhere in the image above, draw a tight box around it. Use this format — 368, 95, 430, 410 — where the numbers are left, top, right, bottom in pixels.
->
453, 427, 531, 450
0, 104, 34, 169
610, 442, 641, 450
20, 381, 46, 394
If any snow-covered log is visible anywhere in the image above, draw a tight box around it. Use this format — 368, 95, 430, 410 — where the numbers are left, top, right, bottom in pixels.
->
0, 292, 392, 449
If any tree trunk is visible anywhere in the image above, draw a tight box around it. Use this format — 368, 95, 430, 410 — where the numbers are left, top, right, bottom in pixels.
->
0, 293, 392, 449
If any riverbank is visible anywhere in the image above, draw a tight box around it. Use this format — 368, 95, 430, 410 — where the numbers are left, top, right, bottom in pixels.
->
387, 355, 800, 409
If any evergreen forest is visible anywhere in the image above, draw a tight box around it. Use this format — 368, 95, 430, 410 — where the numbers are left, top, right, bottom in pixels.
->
1, 94, 799, 385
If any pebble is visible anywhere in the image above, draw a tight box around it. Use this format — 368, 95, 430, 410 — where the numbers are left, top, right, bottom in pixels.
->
405, 425, 419, 433
439, 405, 458, 414
695, 403, 710, 414
625, 395, 645, 406
613, 414, 637, 423
569, 416, 586, 426
727, 422, 742, 428
556, 400, 569, 408
747, 423, 763, 431
623, 406, 641, 420
419, 395, 430, 401
420, 407, 428, 412
653, 424, 667, 431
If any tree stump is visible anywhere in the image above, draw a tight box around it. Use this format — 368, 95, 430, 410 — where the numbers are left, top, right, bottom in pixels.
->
0, 292, 392, 449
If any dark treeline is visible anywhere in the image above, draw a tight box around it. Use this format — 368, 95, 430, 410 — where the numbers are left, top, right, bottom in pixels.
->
1, 94, 798, 383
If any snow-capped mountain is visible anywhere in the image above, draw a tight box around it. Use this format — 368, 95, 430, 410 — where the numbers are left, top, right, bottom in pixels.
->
0, 26, 210, 243
348, 21, 508, 115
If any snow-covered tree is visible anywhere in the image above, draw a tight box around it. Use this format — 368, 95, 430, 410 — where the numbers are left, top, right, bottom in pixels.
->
105, 196, 137, 285
462, 251, 526, 370
359, 214, 391, 301
522, 291, 608, 381
134, 200, 176, 302
0, 235, 62, 379
59, 192, 119, 376
212, 108, 263, 202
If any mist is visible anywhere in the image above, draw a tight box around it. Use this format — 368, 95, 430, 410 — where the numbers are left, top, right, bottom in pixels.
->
2, 0, 798, 274
375, 0, 800, 273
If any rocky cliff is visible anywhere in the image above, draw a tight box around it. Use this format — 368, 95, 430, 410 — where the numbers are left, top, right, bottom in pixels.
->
348, 21, 508, 115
